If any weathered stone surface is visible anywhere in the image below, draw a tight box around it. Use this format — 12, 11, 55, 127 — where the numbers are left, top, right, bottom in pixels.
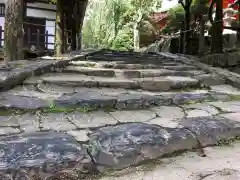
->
0, 132, 93, 179
148, 117, 179, 128
67, 130, 90, 142
23, 76, 43, 85
0, 94, 49, 109
6, 85, 60, 100
41, 74, 200, 91
0, 51, 92, 91
139, 76, 200, 91
0, 127, 20, 135
115, 93, 168, 109
220, 112, 240, 122
18, 113, 40, 133
183, 103, 219, 116
171, 92, 230, 104
68, 111, 118, 129
88, 123, 197, 170
55, 91, 117, 109
210, 85, 240, 95
151, 106, 185, 119
178, 116, 240, 146
37, 83, 76, 95
64, 66, 116, 77
193, 169, 240, 180
163, 65, 199, 71
110, 110, 156, 123
194, 74, 226, 86
208, 101, 240, 113
171, 92, 211, 104
40, 113, 77, 131
186, 109, 211, 117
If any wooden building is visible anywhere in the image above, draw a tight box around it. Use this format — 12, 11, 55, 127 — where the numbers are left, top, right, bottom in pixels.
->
2, 0, 87, 53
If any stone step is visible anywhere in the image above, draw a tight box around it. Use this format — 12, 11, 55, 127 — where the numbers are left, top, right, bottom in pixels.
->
70, 60, 199, 70
64, 66, 206, 78
40, 74, 201, 91
2, 83, 236, 110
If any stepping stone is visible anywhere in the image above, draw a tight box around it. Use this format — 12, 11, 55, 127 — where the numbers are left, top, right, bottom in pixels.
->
41, 74, 200, 91
0, 132, 93, 179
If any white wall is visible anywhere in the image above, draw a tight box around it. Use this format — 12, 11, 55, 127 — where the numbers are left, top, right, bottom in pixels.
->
26, 8, 56, 20
0, 17, 4, 46
46, 20, 55, 49
27, 2, 56, 10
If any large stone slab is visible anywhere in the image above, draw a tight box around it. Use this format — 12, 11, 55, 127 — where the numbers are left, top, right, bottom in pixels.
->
88, 123, 198, 170
41, 74, 200, 91
0, 132, 93, 179
178, 116, 240, 146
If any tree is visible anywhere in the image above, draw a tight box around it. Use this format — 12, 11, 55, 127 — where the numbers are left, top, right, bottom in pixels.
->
130, 0, 161, 50
4, 0, 24, 64
54, 0, 64, 56
209, 0, 223, 53
82, 0, 161, 51
178, 0, 193, 54
191, 0, 209, 55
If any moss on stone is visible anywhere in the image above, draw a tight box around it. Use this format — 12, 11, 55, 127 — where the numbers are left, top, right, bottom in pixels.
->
228, 94, 240, 101
43, 103, 98, 114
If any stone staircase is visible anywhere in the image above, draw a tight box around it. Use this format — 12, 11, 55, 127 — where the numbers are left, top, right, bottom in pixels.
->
10, 49, 234, 111
1, 50, 240, 179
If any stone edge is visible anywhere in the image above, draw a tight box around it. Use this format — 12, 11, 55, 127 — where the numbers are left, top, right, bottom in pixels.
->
0, 50, 101, 91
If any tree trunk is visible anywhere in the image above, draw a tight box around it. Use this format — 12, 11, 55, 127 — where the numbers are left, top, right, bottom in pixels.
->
71, 0, 77, 51
210, 0, 223, 53
198, 15, 205, 56
133, 23, 140, 51
179, 21, 184, 53
76, 0, 88, 50
4, 0, 24, 64
54, 0, 64, 57
184, 0, 191, 54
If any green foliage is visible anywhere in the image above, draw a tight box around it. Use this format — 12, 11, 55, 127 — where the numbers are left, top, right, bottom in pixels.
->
82, 0, 161, 50
162, 5, 185, 33
162, 0, 209, 34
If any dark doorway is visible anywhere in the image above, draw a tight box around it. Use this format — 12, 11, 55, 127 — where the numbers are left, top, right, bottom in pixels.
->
23, 17, 46, 50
